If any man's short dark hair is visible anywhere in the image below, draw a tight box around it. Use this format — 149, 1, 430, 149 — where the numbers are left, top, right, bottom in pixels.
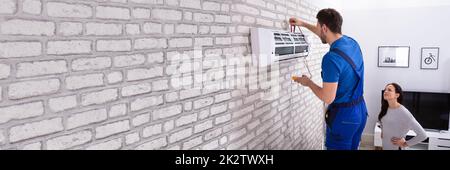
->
316, 8, 343, 34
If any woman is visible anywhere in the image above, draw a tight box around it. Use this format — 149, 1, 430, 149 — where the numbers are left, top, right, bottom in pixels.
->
378, 83, 427, 150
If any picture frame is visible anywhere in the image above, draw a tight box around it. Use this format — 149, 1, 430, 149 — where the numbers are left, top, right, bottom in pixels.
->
378, 46, 410, 68
421, 47, 439, 70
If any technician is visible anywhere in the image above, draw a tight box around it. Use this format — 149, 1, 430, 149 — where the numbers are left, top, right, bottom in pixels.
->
290, 8, 367, 150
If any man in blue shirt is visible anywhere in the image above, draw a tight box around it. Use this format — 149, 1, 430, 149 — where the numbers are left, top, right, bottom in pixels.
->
290, 9, 367, 150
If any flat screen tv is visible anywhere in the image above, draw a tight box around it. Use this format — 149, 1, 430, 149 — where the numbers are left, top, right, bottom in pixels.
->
382, 90, 450, 131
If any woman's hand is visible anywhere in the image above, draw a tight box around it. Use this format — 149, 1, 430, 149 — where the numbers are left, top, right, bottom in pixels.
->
391, 137, 408, 148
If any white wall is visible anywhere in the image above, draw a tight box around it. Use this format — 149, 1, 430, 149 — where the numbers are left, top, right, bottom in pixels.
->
341, 0, 450, 10
305, 0, 343, 10
341, 1, 450, 135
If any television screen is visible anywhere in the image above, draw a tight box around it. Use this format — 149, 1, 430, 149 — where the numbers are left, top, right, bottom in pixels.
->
402, 91, 450, 131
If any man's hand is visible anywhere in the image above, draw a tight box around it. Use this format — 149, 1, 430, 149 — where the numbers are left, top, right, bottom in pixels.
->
292, 75, 337, 104
289, 17, 304, 27
289, 17, 321, 37
292, 75, 312, 87
391, 137, 408, 148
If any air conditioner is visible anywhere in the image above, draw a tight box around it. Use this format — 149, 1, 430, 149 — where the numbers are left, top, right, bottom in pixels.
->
251, 27, 309, 67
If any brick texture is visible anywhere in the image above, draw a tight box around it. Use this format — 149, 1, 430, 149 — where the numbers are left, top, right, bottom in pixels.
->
0, 0, 327, 150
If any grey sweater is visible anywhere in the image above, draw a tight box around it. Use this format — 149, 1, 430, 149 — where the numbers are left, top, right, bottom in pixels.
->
380, 105, 428, 150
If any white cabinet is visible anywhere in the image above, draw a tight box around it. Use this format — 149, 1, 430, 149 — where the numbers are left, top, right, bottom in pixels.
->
374, 123, 450, 150
429, 137, 450, 150
374, 124, 382, 148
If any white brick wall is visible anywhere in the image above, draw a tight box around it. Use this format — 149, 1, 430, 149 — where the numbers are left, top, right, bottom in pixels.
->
95, 120, 130, 139
113, 54, 145, 67
21, 142, 42, 150
97, 40, 131, 52
127, 67, 163, 81
130, 95, 163, 111
194, 37, 213, 47
23, 0, 41, 14
169, 38, 192, 48
0, 101, 44, 124
72, 57, 111, 71
121, 83, 151, 97
0, 0, 326, 150
125, 132, 140, 145
126, 24, 140, 35
132, 8, 150, 19
169, 128, 192, 143
46, 131, 92, 150
86, 138, 122, 150
194, 97, 214, 109
47, 40, 92, 55
108, 72, 122, 84
47, 2, 92, 18
86, 23, 122, 35
203, 1, 221, 11
175, 113, 198, 127
17, 60, 67, 78
109, 104, 127, 118
0, 64, 11, 79
8, 79, 60, 99
0, 129, 5, 144
1, 19, 54, 36
194, 13, 214, 23
9, 118, 64, 143
152, 79, 168, 92
67, 109, 107, 129
134, 38, 167, 50
58, 22, 83, 36
183, 136, 202, 149
0, 0, 16, 14
142, 124, 162, 138
132, 113, 150, 126
96, 6, 130, 20
180, 0, 201, 9
194, 120, 213, 133
65, 74, 104, 90
135, 137, 166, 150
48, 95, 77, 112
151, 9, 182, 21
130, 0, 163, 5
176, 24, 197, 34
143, 22, 162, 34
153, 104, 182, 120
81, 89, 118, 106
0, 41, 42, 58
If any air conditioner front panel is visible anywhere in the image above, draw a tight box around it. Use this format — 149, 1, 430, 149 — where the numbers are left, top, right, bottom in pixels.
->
275, 46, 294, 56
251, 27, 309, 67
251, 28, 275, 67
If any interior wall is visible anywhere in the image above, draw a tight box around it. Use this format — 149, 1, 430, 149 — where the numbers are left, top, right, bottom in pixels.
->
341, 1, 450, 137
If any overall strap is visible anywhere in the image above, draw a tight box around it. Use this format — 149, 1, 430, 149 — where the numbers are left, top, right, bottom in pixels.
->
330, 48, 364, 108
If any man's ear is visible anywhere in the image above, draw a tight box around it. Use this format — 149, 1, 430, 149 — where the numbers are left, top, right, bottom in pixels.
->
322, 24, 328, 33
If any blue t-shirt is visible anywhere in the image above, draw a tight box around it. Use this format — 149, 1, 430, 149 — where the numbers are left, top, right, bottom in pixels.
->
321, 35, 364, 103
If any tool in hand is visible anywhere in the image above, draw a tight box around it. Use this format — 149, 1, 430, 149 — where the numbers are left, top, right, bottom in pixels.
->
290, 24, 312, 81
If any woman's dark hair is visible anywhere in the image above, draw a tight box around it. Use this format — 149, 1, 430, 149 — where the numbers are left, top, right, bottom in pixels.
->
316, 8, 343, 34
378, 83, 403, 121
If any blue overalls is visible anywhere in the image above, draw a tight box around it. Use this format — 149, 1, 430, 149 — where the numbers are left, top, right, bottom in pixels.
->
325, 48, 368, 150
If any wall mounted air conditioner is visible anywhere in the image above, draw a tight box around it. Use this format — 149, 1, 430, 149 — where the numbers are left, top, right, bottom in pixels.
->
251, 27, 309, 67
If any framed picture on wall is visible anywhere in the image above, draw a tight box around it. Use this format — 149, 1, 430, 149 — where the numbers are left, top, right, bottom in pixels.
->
378, 46, 410, 68
421, 47, 439, 70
